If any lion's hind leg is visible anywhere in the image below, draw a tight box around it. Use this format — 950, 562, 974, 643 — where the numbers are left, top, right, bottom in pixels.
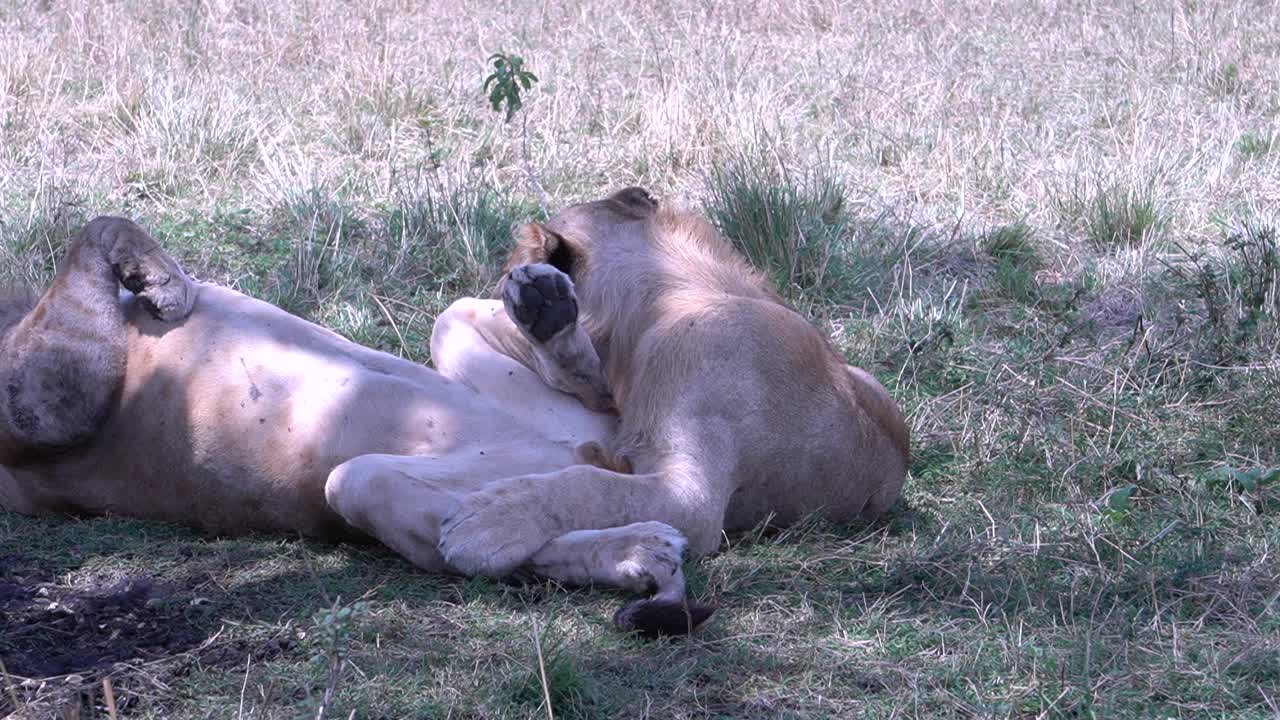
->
0, 217, 195, 459
324, 454, 464, 572
524, 521, 686, 595
325, 454, 714, 634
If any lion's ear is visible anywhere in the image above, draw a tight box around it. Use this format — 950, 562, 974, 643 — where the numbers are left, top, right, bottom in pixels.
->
495, 223, 568, 296
503, 223, 559, 270
503, 222, 572, 275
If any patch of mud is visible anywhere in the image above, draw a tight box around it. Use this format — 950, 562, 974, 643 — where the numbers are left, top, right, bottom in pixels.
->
0, 555, 294, 716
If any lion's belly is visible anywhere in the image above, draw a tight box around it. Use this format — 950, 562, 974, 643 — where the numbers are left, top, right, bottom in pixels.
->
39, 285, 536, 536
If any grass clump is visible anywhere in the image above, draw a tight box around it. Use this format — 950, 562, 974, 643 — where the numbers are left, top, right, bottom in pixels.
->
1084, 182, 1165, 251
380, 175, 537, 295
504, 624, 598, 720
270, 187, 369, 314
982, 220, 1038, 268
703, 146, 850, 297
1188, 221, 1280, 360
1235, 131, 1274, 158
982, 220, 1042, 304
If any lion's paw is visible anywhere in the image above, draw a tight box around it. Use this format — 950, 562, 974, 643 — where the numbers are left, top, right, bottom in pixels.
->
613, 521, 688, 594
503, 263, 578, 343
438, 485, 563, 578
98, 218, 195, 322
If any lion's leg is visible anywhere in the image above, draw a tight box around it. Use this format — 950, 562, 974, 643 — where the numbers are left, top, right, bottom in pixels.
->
325, 455, 688, 595
323, 454, 465, 571
524, 521, 686, 592
526, 521, 716, 637
433, 264, 612, 413
431, 297, 615, 447
438, 442, 736, 579
0, 217, 194, 460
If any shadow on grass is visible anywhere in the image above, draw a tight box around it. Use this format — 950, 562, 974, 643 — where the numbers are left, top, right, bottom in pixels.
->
0, 515, 449, 717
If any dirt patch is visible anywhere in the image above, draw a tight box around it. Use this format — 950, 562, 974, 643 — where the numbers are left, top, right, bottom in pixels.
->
0, 554, 294, 716
1084, 284, 1145, 335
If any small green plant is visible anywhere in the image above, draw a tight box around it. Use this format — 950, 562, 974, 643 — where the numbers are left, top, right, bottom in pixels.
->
308, 597, 372, 720
483, 52, 539, 123
1205, 465, 1280, 492
481, 52, 548, 214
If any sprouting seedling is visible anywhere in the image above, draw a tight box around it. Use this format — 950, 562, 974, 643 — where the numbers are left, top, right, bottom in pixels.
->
484, 53, 539, 123
480, 51, 550, 215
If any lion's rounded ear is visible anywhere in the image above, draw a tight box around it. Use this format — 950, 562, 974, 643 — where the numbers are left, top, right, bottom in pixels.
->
503, 223, 568, 275
609, 187, 658, 213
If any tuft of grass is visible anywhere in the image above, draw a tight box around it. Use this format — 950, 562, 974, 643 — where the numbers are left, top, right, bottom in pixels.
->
981, 220, 1043, 304
1084, 183, 1165, 251
1207, 61, 1245, 98
981, 220, 1038, 268
504, 621, 598, 720
1235, 130, 1274, 159
0, 195, 84, 288
702, 145, 850, 297
380, 174, 537, 296
269, 187, 369, 315
1187, 221, 1280, 361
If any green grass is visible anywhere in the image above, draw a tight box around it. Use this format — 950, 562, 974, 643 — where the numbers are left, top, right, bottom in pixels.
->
2, 0, 1280, 717
1235, 131, 1274, 159
1083, 182, 1166, 251
702, 145, 850, 297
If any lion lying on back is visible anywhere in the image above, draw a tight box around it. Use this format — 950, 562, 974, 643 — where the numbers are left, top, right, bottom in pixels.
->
0, 189, 907, 635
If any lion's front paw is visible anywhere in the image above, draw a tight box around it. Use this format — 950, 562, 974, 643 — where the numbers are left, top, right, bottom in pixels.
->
438, 486, 563, 578
503, 263, 578, 342
613, 521, 688, 594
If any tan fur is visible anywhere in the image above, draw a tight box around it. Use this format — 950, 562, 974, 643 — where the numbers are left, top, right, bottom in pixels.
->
0, 216, 691, 607
435, 189, 910, 578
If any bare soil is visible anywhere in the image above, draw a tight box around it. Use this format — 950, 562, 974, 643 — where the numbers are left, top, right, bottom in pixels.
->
0, 554, 293, 716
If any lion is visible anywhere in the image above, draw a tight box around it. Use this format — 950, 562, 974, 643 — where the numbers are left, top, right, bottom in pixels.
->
0, 215, 701, 635
428, 187, 911, 628
0, 188, 908, 635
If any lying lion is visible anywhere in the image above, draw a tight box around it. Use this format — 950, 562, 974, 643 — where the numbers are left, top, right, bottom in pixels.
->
0, 189, 907, 634
427, 189, 911, 629
0, 213, 694, 632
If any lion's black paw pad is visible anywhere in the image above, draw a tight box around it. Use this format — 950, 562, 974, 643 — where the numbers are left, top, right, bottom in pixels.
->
503, 264, 579, 342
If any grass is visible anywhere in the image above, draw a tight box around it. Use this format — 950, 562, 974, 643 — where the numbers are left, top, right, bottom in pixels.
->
2, 0, 1280, 717
1082, 182, 1166, 251
702, 144, 850, 296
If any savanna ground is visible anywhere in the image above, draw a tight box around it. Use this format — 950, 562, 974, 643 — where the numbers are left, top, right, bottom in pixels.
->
2, 0, 1279, 717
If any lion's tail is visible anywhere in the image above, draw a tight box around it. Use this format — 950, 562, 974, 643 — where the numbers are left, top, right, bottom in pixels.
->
613, 597, 717, 639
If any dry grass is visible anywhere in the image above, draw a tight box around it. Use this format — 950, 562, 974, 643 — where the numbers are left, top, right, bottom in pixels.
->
2, 0, 1279, 718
